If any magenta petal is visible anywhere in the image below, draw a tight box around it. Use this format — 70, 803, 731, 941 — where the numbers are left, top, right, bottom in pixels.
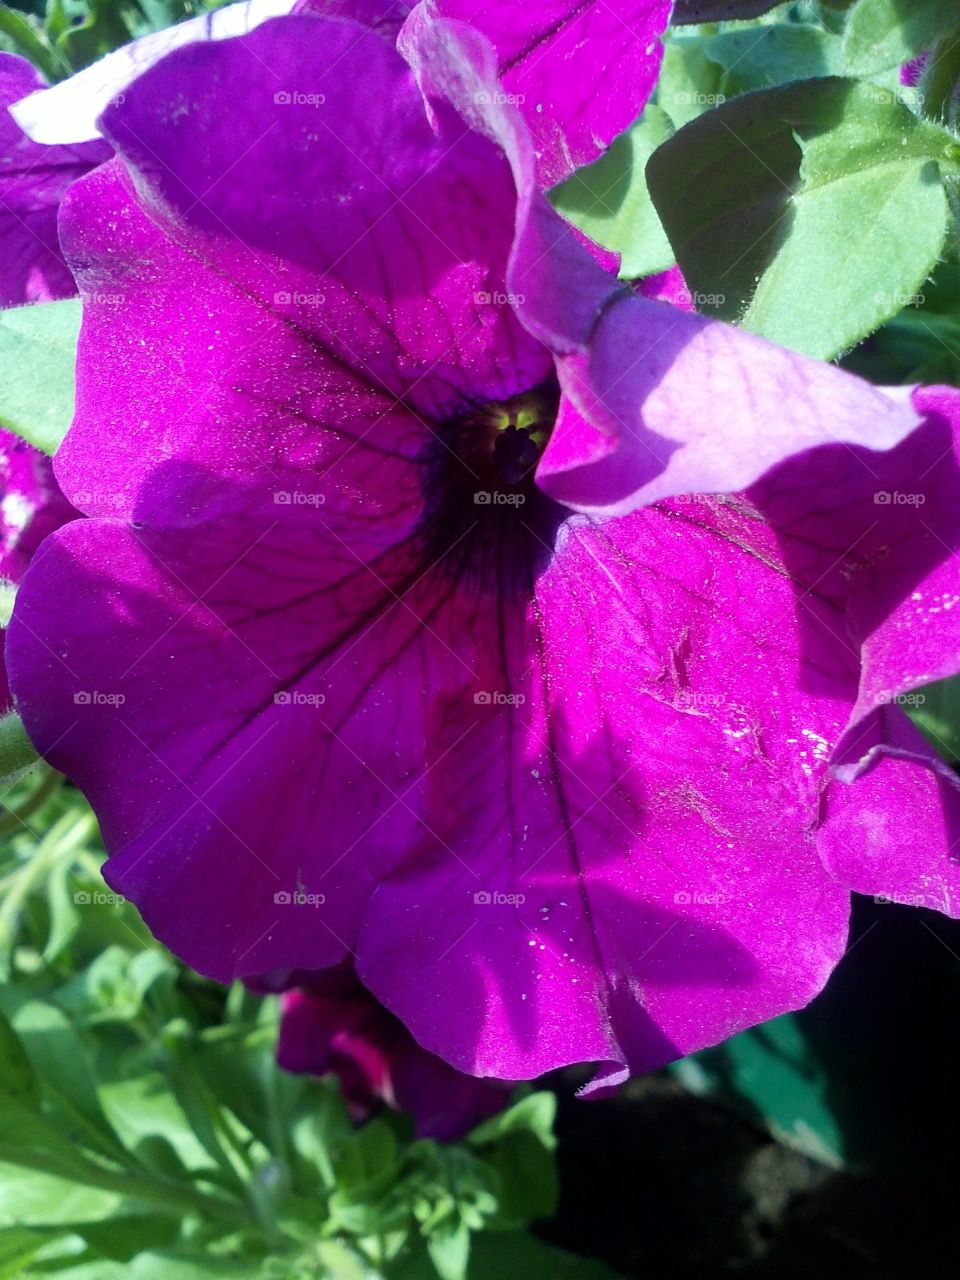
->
420, 0, 672, 187
358, 504, 854, 1081
0, 54, 108, 305
275, 963, 509, 1137
818, 708, 960, 916
401, 14, 923, 516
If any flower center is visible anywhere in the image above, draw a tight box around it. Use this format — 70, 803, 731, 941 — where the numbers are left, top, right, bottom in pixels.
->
459, 387, 557, 491
418, 376, 566, 596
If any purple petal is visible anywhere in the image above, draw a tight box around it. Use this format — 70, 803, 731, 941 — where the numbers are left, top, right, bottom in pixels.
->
418, 0, 672, 188
0, 54, 108, 305
274, 962, 510, 1137
400, 14, 923, 517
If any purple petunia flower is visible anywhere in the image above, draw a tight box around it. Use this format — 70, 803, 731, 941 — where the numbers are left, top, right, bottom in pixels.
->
12, 0, 670, 189
0, 429, 76, 709
7, 12, 955, 1089
253, 962, 510, 1137
0, 54, 109, 307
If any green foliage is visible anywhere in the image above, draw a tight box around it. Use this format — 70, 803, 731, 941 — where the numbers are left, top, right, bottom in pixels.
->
647, 77, 957, 359
550, 105, 676, 279
840, 0, 960, 75
0, 300, 81, 456
672, 1013, 844, 1165
0, 782, 580, 1280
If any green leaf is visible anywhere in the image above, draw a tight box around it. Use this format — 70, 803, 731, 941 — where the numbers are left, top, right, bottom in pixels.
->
0, 7, 62, 82
657, 34, 727, 129
672, 0, 780, 19
54, 0, 135, 69
0, 300, 81, 455
907, 676, 960, 761
467, 1232, 625, 1280
550, 105, 675, 279
0, 713, 41, 787
672, 1013, 844, 1164
842, 0, 960, 75
0, 1008, 41, 1113
468, 1092, 556, 1150
75, 1213, 180, 1262
0, 1161, 123, 1226
426, 1223, 470, 1280
705, 24, 845, 91
647, 77, 956, 358
0, 991, 128, 1164
0, 1226, 50, 1279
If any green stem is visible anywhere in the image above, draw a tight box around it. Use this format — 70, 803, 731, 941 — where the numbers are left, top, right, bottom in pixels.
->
0, 768, 62, 840
0, 9, 64, 84
0, 1142, 248, 1225
0, 811, 96, 954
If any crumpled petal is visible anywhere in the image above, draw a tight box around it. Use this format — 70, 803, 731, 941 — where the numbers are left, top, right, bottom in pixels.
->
0, 54, 108, 305
9, 0, 297, 146
418, 0, 672, 188
261, 962, 510, 1137
400, 13, 923, 516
